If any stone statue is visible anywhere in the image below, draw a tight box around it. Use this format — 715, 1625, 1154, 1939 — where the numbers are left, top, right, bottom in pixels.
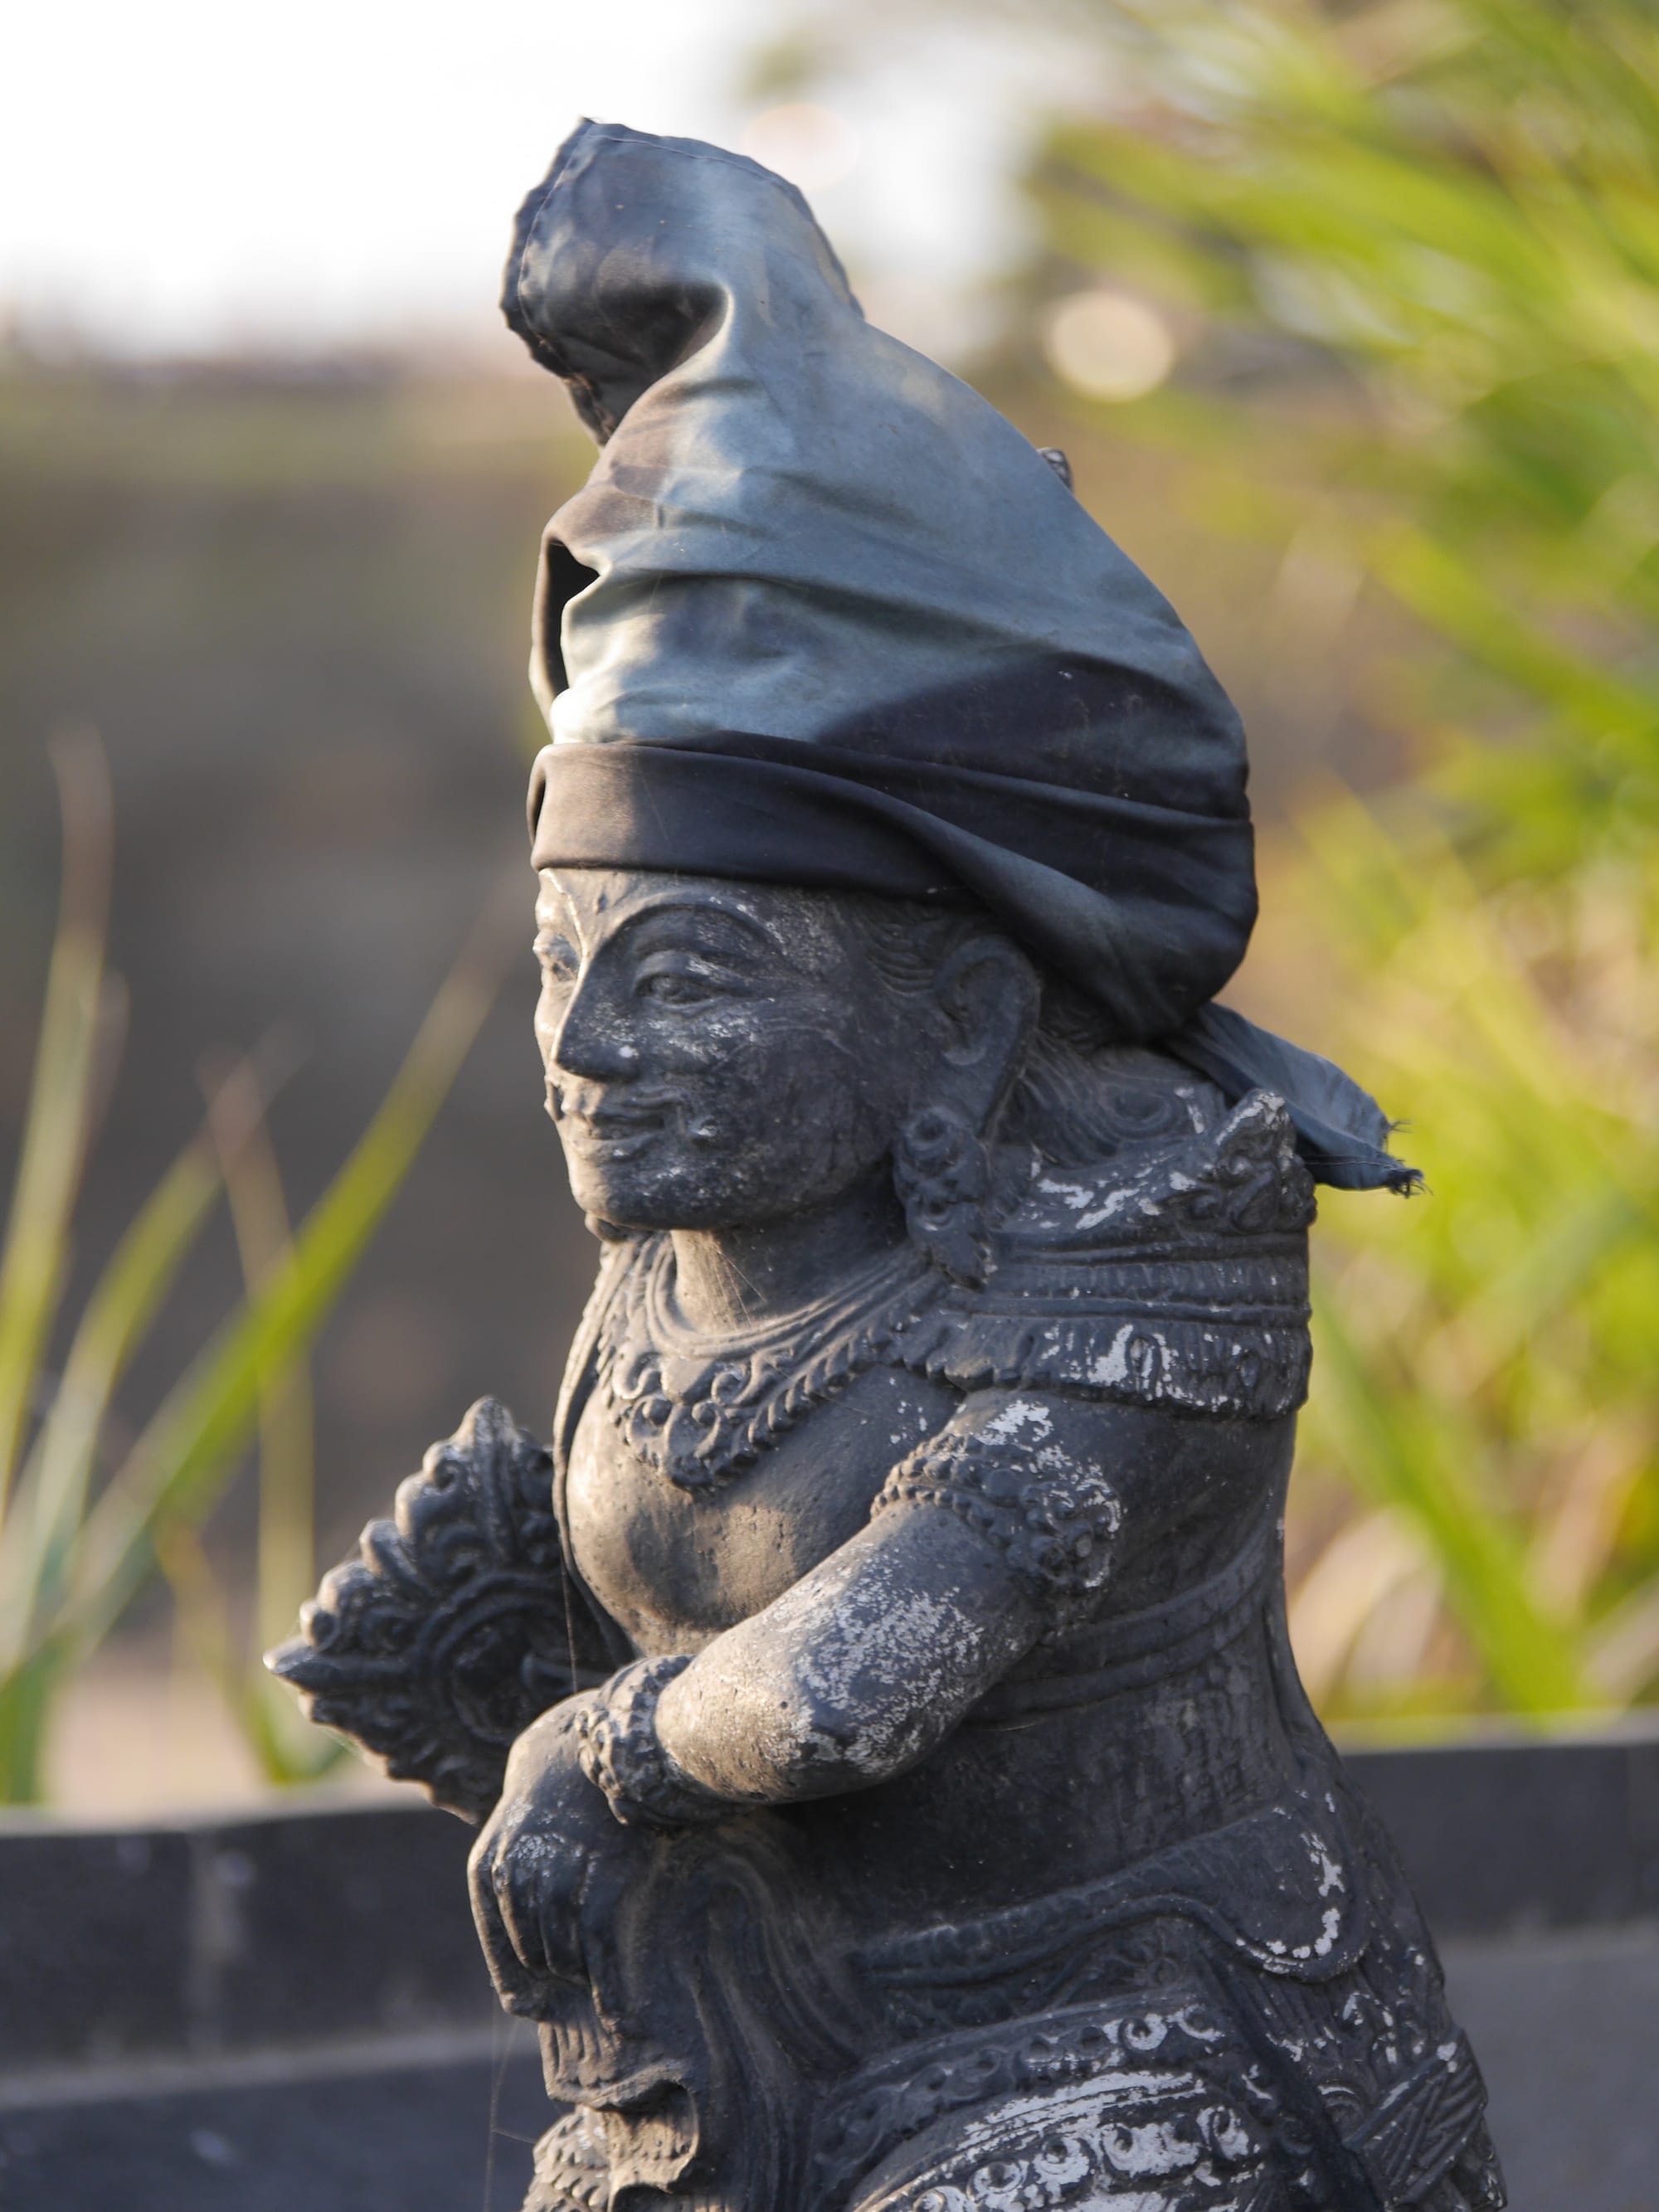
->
271, 122, 1506, 2212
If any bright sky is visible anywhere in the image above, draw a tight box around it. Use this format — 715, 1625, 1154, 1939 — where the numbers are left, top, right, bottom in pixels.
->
1, 0, 1076, 362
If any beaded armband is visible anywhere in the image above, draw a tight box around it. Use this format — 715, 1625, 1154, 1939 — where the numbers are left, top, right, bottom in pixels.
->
873, 1396, 1121, 1625
576, 1655, 732, 1830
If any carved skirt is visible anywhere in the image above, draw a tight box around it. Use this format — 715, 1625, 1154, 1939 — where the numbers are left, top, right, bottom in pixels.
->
513, 1775, 1506, 2212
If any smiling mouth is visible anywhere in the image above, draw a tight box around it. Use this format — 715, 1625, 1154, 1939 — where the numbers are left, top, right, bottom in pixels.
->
559, 1107, 673, 1161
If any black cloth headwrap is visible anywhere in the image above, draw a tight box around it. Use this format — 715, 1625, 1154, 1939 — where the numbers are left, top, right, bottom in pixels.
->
527, 740, 1413, 1192
508, 120, 1414, 1194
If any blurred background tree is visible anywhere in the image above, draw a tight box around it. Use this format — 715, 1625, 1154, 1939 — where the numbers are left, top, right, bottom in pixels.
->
4, 0, 1656, 1806
0, 731, 513, 1801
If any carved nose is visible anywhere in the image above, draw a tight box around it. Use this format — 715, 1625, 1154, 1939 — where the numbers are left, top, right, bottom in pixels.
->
552, 985, 639, 1081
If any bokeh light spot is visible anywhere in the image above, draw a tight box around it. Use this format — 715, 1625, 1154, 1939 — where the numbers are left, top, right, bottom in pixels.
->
1044, 289, 1175, 402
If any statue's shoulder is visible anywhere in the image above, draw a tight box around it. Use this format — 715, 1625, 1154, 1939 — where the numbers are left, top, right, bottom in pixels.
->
1002, 1082, 1316, 1253
902, 1089, 1316, 1422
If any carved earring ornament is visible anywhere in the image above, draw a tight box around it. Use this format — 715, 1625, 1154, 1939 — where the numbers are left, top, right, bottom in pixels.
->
892, 1105, 993, 1287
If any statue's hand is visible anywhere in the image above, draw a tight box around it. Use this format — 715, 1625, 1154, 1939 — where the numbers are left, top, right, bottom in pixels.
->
469, 1695, 646, 2003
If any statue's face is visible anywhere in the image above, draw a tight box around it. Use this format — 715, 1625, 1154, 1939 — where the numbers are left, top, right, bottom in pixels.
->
534, 869, 917, 1232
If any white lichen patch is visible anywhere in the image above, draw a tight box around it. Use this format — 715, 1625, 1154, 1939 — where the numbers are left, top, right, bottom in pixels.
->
1073, 1188, 1142, 1232
1307, 1835, 1345, 1897
1036, 1176, 1097, 1211
1088, 1326, 1136, 1388
980, 1398, 1054, 1446
1266, 1905, 1345, 1962
774, 1563, 989, 1777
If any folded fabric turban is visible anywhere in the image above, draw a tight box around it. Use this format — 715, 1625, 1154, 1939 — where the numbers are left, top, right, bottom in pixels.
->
504, 120, 1412, 1193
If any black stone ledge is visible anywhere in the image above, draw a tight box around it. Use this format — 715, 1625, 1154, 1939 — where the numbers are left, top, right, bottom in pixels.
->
1344, 1722, 1659, 1938
0, 1798, 486, 2075
0, 2025, 548, 2212
2, 1727, 1657, 2078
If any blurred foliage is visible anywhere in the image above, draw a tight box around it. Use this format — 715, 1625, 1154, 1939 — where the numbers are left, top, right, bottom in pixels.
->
1275, 799, 1657, 1722
1021, 0, 1659, 1723
0, 734, 509, 1801
756, 0, 1659, 1720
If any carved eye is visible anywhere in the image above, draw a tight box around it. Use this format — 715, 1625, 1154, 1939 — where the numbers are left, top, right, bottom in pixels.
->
635, 951, 746, 1007
638, 970, 718, 1007
534, 932, 577, 985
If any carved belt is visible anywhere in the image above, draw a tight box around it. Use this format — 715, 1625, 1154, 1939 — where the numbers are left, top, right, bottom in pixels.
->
969, 1505, 1279, 1721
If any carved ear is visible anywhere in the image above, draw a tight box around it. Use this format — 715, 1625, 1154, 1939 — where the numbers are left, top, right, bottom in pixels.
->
931, 936, 1041, 1132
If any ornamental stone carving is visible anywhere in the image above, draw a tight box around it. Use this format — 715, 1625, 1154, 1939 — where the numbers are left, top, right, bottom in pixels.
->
271, 121, 1502, 2212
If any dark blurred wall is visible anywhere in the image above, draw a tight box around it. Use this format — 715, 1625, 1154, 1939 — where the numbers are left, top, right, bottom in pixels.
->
0, 357, 596, 1575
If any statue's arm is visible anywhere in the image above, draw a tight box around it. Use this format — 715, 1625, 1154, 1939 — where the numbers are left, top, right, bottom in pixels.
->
656, 1505, 1045, 1801
586, 1388, 1120, 1821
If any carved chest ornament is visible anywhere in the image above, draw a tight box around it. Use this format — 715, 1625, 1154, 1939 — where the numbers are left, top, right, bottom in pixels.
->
596, 1236, 941, 1492
593, 1091, 1319, 1497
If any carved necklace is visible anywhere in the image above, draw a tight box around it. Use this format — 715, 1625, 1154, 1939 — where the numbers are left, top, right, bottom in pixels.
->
596, 1236, 940, 1494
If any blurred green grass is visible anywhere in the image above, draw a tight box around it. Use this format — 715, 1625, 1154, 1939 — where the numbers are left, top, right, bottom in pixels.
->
0, 732, 514, 1801
1023, 0, 1659, 1723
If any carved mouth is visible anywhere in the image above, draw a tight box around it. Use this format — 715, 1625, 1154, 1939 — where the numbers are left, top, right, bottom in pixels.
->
561, 1105, 676, 1161
567, 1125, 662, 1162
